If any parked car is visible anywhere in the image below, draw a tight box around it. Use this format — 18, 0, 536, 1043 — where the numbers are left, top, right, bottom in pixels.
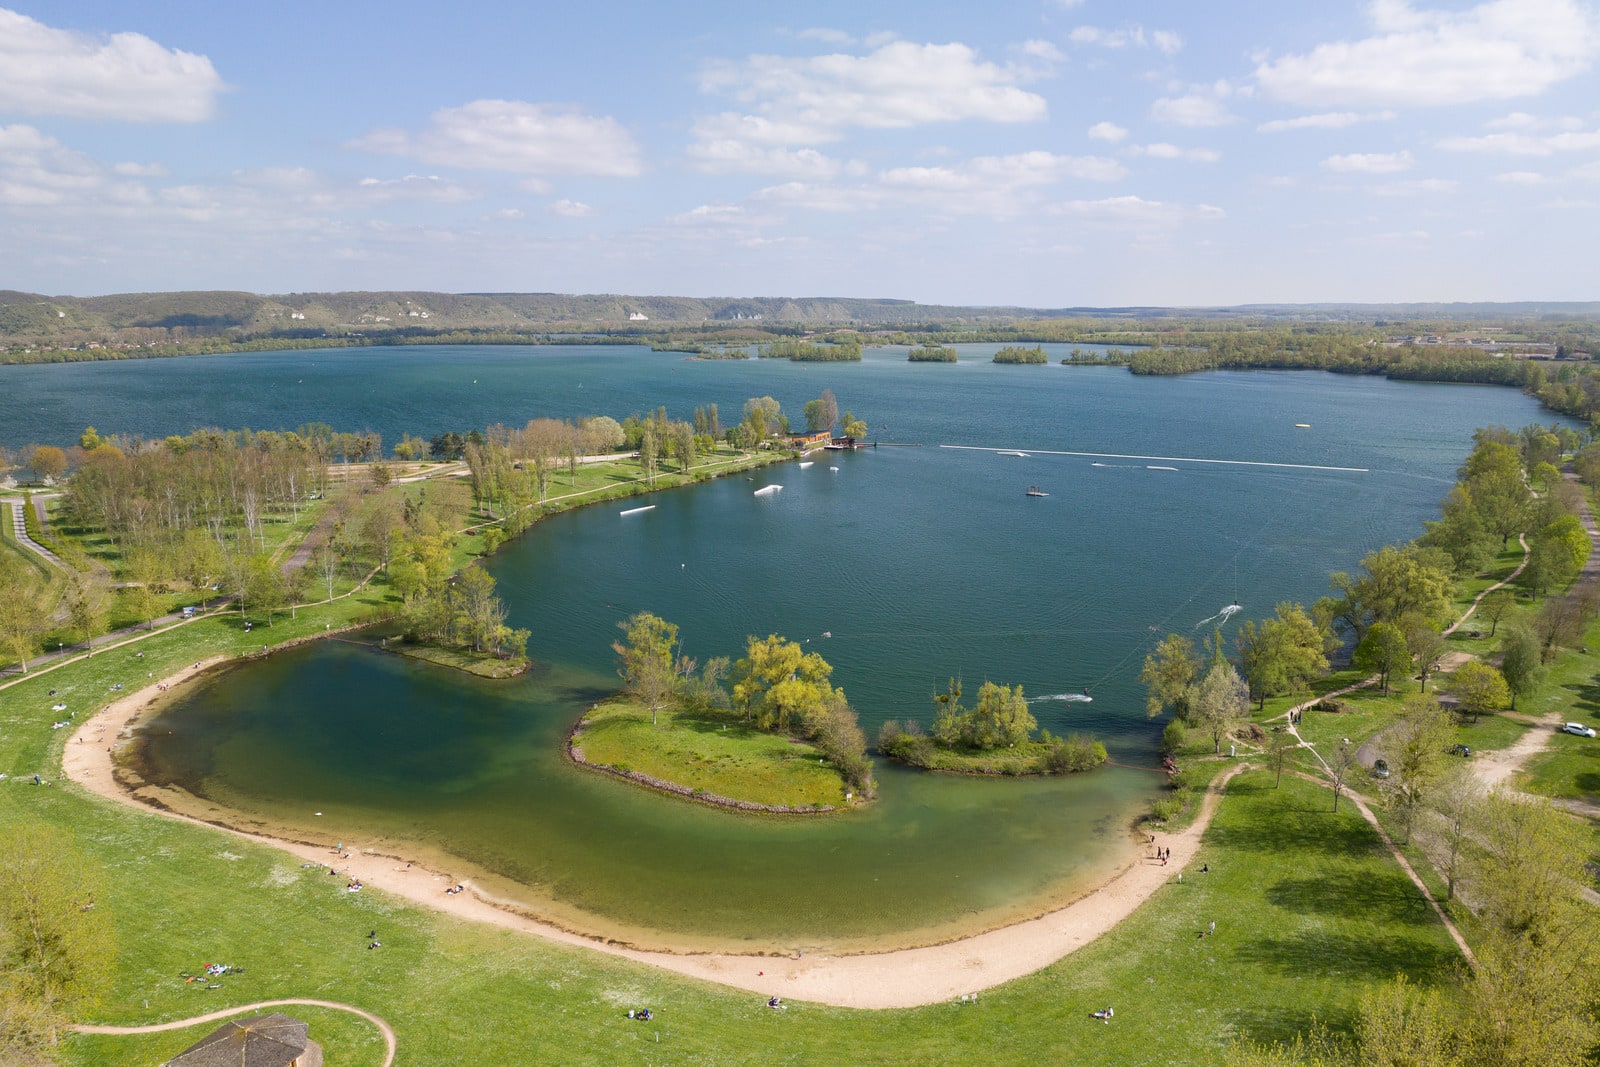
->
1371, 758, 1391, 779
1562, 722, 1597, 738
1451, 744, 1472, 758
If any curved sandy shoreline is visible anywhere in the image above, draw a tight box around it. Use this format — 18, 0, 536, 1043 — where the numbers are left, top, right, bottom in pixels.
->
64, 663, 1241, 1010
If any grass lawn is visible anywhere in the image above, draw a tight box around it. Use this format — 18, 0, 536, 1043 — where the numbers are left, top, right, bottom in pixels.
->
574, 698, 853, 809
384, 636, 529, 678
17, 755, 1464, 1065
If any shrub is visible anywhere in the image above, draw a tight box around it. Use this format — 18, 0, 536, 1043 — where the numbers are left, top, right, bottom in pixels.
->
1150, 797, 1186, 821
1161, 720, 1186, 756
1043, 733, 1109, 774
877, 720, 936, 768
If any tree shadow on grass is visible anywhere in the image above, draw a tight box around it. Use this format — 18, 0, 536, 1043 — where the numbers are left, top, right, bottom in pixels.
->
1264, 869, 1437, 926
1228, 1005, 1355, 1053
1206, 803, 1378, 859
1561, 680, 1600, 718
1232, 929, 1458, 983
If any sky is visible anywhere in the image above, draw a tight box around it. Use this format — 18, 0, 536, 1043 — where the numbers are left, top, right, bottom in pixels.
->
1, 1, 1598, 306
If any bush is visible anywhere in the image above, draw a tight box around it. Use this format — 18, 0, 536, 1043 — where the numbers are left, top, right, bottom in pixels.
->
1043, 733, 1108, 774
1150, 797, 1186, 821
878, 719, 936, 768
1161, 720, 1186, 756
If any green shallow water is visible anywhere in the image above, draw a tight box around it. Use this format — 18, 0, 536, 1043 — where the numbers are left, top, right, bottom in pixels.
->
109, 346, 1562, 950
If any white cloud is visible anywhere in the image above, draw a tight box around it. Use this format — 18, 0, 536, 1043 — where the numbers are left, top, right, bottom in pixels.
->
1069, 25, 1182, 53
1255, 0, 1600, 108
1134, 143, 1221, 162
697, 41, 1047, 141
1151, 92, 1235, 127
748, 151, 1126, 219
1437, 128, 1600, 155
794, 27, 855, 46
1088, 121, 1128, 142
1485, 111, 1584, 131
1257, 110, 1396, 133
113, 161, 168, 177
488, 207, 525, 220
1494, 170, 1548, 183
1374, 177, 1458, 195
686, 120, 840, 179
1019, 39, 1065, 63
548, 199, 596, 217
352, 100, 642, 177
354, 174, 477, 203
1051, 195, 1225, 226
0, 8, 225, 122
1322, 150, 1416, 173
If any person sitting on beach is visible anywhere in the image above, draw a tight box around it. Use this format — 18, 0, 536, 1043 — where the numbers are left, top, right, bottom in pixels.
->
767, 997, 782, 1009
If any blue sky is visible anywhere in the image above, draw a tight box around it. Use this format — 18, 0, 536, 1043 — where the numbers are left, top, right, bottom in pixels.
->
1, 1, 1597, 305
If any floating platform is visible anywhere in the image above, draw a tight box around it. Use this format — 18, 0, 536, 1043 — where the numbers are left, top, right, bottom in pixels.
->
619, 505, 656, 516
754, 485, 782, 497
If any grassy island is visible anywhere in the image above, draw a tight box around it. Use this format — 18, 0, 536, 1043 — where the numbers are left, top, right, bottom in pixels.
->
908, 344, 958, 362
878, 681, 1108, 776
993, 345, 1048, 364
383, 635, 530, 678
570, 698, 860, 811
568, 615, 876, 811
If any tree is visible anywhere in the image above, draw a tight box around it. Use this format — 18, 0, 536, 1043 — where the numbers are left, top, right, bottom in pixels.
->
1236, 603, 1328, 708
1449, 660, 1511, 723
448, 565, 509, 653
0, 559, 53, 672
1380, 697, 1455, 843
1498, 627, 1546, 710
0, 824, 114, 1051
1523, 513, 1590, 598
65, 573, 110, 655
26, 446, 65, 483
803, 388, 839, 433
1267, 726, 1295, 788
672, 421, 696, 473
1140, 634, 1200, 719
964, 682, 1037, 749
613, 612, 679, 726
1353, 621, 1409, 695
729, 634, 834, 732
1329, 741, 1356, 812
1477, 587, 1515, 637
1420, 484, 1496, 575
1405, 620, 1446, 692
123, 550, 162, 632
1321, 544, 1455, 644
1464, 439, 1533, 548
580, 416, 625, 453
245, 554, 285, 625
1191, 660, 1249, 754
841, 411, 868, 440
1420, 769, 1481, 901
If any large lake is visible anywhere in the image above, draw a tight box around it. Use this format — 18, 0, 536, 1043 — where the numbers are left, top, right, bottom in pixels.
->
8, 344, 1559, 951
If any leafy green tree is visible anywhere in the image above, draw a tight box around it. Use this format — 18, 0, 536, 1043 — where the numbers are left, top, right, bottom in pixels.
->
1449, 660, 1511, 723
1522, 513, 1590, 598
1353, 621, 1409, 695
245, 553, 285, 625
1267, 726, 1295, 788
613, 612, 679, 725
0, 558, 53, 672
1476, 587, 1515, 637
27, 446, 66, 482
1420, 484, 1496, 575
1379, 697, 1455, 843
1463, 439, 1533, 548
0, 825, 114, 1051
1140, 633, 1200, 719
1323, 544, 1455, 644
841, 411, 868, 439
963, 681, 1037, 750
449, 565, 506, 653
1498, 627, 1545, 710
1236, 602, 1329, 708
65, 572, 110, 655
1191, 660, 1249, 754
730, 634, 835, 732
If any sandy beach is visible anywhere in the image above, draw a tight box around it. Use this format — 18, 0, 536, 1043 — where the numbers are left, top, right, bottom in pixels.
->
64, 664, 1240, 1010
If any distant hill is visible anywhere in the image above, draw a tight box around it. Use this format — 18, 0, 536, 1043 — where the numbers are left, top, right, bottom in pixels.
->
1, 288, 1597, 360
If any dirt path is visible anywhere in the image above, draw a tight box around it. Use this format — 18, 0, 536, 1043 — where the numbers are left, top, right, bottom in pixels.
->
63, 670, 1247, 1010
73, 997, 396, 1066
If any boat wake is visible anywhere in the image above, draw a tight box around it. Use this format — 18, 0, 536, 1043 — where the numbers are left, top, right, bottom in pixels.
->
1195, 604, 1243, 628
1028, 693, 1094, 703
1146, 465, 1179, 472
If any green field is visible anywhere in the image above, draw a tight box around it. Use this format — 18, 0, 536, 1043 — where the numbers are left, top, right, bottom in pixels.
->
573, 698, 854, 809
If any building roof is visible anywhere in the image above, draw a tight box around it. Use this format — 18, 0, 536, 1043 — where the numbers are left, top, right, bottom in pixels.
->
166, 1013, 309, 1067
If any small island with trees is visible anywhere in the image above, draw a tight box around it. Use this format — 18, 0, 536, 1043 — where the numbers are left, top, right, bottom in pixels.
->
878, 679, 1108, 775
568, 614, 875, 812
908, 344, 958, 362
993, 345, 1049, 364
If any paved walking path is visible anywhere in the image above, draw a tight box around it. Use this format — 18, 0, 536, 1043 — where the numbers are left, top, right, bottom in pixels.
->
73, 998, 396, 1066
6, 498, 60, 566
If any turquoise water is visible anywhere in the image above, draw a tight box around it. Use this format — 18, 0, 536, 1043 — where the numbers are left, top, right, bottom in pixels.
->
71, 346, 1556, 949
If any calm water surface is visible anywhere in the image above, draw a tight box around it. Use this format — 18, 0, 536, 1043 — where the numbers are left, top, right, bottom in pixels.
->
29, 345, 1553, 950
